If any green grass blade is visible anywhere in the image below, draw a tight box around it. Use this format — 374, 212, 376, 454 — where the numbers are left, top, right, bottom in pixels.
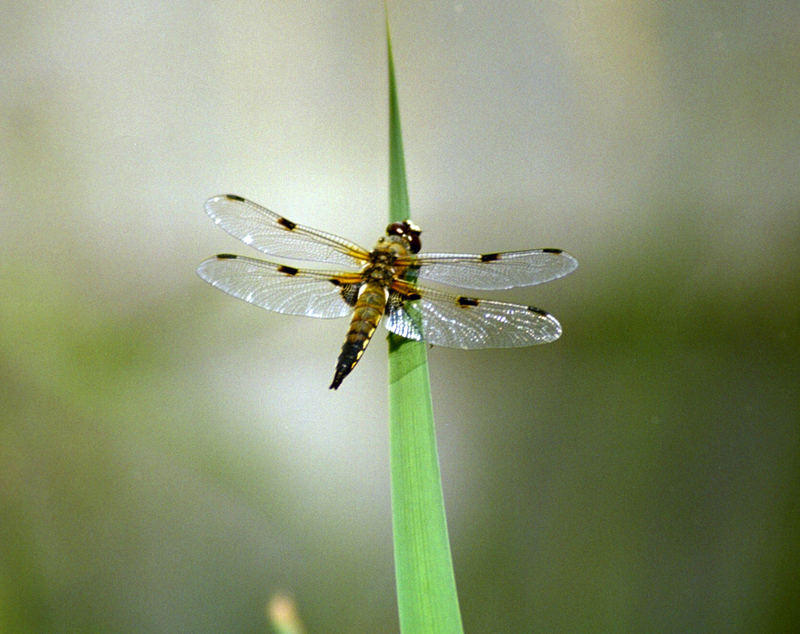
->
385, 11, 464, 633
386, 18, 409, 226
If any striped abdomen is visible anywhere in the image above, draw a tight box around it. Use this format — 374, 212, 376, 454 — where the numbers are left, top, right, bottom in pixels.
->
329, 282, 388, 389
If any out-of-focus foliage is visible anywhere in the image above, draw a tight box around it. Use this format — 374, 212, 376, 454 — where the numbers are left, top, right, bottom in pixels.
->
1, 2, 798, 631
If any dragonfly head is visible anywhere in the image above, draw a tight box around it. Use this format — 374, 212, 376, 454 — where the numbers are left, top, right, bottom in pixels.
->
386, 220, 422, 254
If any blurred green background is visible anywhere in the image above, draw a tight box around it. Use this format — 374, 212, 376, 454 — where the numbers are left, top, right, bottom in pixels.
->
2, 1, 798, 631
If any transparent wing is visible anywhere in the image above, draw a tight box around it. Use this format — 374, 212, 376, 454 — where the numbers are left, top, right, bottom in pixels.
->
409, 249, 578, 290
205, 194, 369, 268
385, 286, 562, 348
197, 254, 361, 318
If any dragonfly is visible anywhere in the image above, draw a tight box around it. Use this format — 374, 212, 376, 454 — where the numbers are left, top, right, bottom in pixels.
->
197, 194, 578, 389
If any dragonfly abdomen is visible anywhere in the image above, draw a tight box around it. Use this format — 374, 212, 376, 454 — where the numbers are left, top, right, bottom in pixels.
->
329, 283, 388, 389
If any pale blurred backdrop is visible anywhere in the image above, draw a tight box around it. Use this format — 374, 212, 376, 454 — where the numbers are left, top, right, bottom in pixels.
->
2, 1, 798, 631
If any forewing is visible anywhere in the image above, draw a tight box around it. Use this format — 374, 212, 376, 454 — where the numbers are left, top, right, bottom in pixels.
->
197, 254, 361, 318
410, 249, 578, 290
385, 286, 562, 348
205, 194, 369, 268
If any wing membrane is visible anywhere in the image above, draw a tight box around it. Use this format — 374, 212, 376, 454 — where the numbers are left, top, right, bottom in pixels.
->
197, 254, 360, 318
386, 286, 562, 348
205, 194, 368, 268
410, 249, 578, 290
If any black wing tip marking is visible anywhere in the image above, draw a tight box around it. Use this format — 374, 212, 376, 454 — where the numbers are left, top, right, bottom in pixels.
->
223, 194, 246, 202
528, 306, 564, 342
482, 248, 564, 259
527, 305, 550, 316
277, 216, 297, 231
216, 253, 238, 259
456, 296, 480, 307
277, 264, 299, 276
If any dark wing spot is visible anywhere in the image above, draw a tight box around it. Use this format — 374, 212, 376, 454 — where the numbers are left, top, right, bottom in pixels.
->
337, 283, 360, 306
480, 252, 501, 262
277, 265, 299, 276
216, 253, 238, 259
457, 296, 480, 307
277, 217, 297, 231
403, 292, 422, 301
386, 292, 404, 310
224, 194, 246, 202
527, 306, 550, 316
541, 248, 563, 254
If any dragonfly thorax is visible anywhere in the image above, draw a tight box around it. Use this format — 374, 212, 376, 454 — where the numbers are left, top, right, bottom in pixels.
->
361, 260, 397, 285
365, 232, 416, 285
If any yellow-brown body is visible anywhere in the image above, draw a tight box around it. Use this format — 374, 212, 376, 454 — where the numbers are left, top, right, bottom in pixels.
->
329, 229, 417, 389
